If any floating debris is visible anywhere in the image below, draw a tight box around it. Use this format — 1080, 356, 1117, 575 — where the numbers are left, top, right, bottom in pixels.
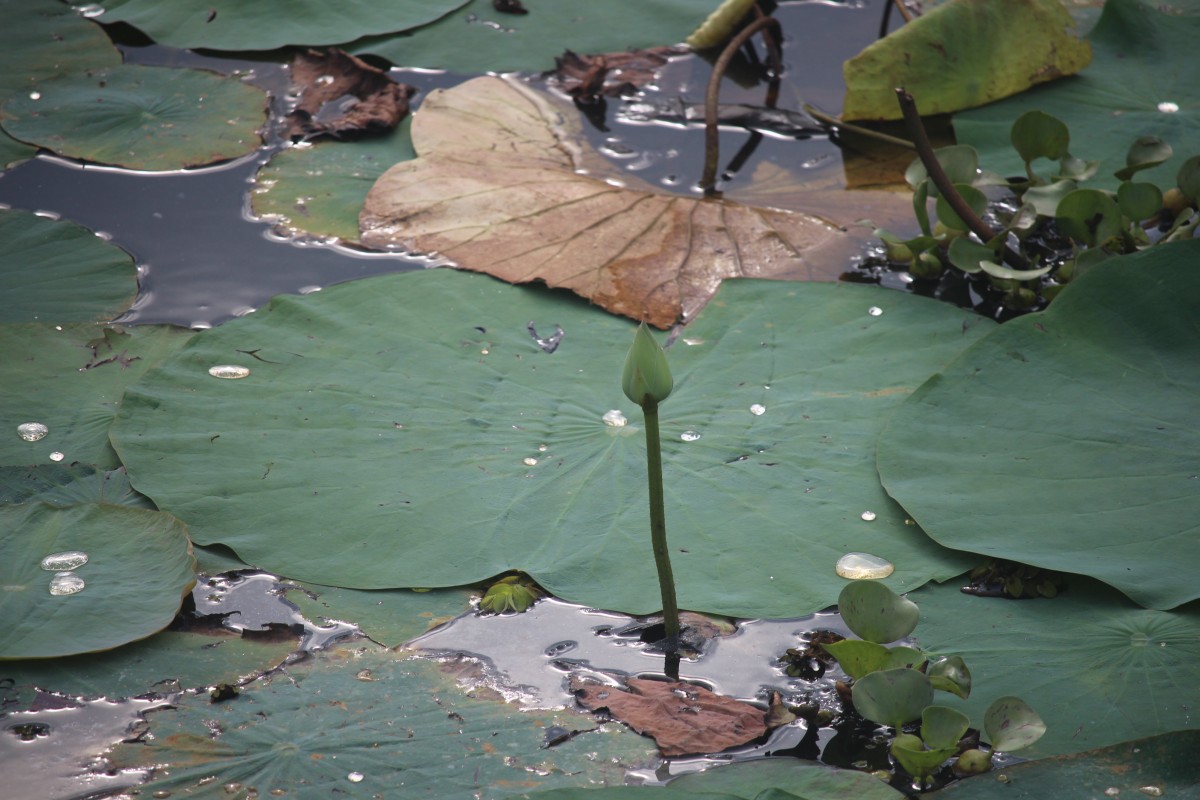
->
602, 409, 627, 427
835, 552, 895, 580
208, 365, 251, 379
41, 551, 89, 571
49, 571, 86, 596
16, 422, 48, 442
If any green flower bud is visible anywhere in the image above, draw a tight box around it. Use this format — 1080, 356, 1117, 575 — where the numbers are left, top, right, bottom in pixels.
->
621, 322, 673, 407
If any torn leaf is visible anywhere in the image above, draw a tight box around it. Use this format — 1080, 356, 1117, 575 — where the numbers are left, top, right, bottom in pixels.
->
286, 48, 416, 140
570, 676, 766, 757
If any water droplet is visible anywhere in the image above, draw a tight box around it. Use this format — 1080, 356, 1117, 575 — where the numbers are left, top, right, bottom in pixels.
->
682, 337, 705, 346
41, 551, 88, 571
1159, 641, 1168, 647
152, 790, 172, 799
868, 306, 883, 317
49, 571, 86, 596
680, 430, 702, 442
1105, 789, 1120, 798
208, 365, 250, 379
224, 783, 243, 794
860, 511, 877, 522
356, 669, 375, 681
347, 772, 364, 783
49, 452, 65, 462
544, 640, 577, 657
522, 457, 538, 466
17, 422, 48, 442
750, 404, 766, 416
602, 409, 627, 427
1137, 787, 1163, 797
537, 444, 549, 452
1157, 101, 1179, 113
835, 552, 895, 580
480, 348, 489, 355
315, 74, 335, 86
29, 91, 41, 101
75, 4, 105, 18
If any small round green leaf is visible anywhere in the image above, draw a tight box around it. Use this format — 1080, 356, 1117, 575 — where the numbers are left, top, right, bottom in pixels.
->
936, 184, 988, 232
838, 580, 920, 643
984, 696, 1046, 752
891, 738, 957, 781
922, 705, 971, 750
1117, 181, 1163, 221
906, 146, 980, 192
946, 236, 996, 274
928, 655, 972, 700
823, 639, 891, 681
978, 261, 1052, 282
0, 502, 196, 660
2, 64, 266, 170
1115, 135, 1173, 182
1055, 188, 1122, 246
853, 668, 934, 728
1177, 155, 1200, 201
1023, 179, 1077, 217
1010, 110, 1070, 166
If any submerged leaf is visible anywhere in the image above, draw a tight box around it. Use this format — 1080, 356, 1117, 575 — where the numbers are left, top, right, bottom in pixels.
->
359, 76, 863, 328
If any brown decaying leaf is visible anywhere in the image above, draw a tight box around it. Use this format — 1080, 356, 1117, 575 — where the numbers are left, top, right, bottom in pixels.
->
548, 47, 686, 101
360, 76, 865, 328
570, 676, 766, 757
286, 48, 415, 140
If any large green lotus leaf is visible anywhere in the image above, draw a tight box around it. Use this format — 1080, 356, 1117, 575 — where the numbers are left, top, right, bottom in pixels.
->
111, 269, 987, 618
1, 64, 267, 170
909, 578, 1200, 757
250, 119, 415, 244
0, 464, 152, 508
354, 0, 706, 74
89, 0, 469, 51
0, 502, 196, 660
0, 323, 193, 469
935, 730, 1200, 799
954, 0, 1200, 192
0, 208, 136, 323
841, 0, 1091, 122
0, 0, 120, 169
0, 626, 298, 699
519, 758, 906, 799
284, 581, 474, 648
877, 240, 1200, 610
109, 649, 657, 798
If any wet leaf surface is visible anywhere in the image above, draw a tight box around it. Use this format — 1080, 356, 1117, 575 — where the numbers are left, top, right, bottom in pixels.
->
285, 48, 415, 140
0, 0, 121, 169
282, 581, 474, 648
877, 241, 1200, 610
910, 577, 1200, 757
954, 0, 1200, 192
110, 268, 985, 619
89, 0, 472, 51
842, 0, 1091, 121
1, 64, 267, 170
108, 649, 658, 798
0, 502, 195, 660
0, 464, 152, 508
571, 676, 766, 757
0, 323, 193, 469
933, 730, 1200, 798
360, 76, 865, 328
0, 208, 136, 323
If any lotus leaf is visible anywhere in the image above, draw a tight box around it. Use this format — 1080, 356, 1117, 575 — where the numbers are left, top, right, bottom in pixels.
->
251, 120, 415, 244
0, 322, 193, 469
954, 0, 1200, 192
1, 64, 266, 170
354, 0, 706, 74
841, 0, 1091, 121
911, 578, 1200, 756
519, 756, 906, 799
0, 502, 195, 660
359, 76, 866, 328
877, 240, 1200, 610
935, 730, 1200, 798
89, 0, 470, 51
111, 269, 987, 619
0, 208, 136, 323
108, 650, 657, 797
282, 581, 473, 647
0, 0, 120, 169
0, 464, 151, 508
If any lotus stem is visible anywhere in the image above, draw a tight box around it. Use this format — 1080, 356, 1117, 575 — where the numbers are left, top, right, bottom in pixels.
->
642, 398, 681, 680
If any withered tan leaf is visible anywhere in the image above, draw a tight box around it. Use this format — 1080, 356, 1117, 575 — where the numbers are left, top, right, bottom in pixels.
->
570, 676, 766, 757
360, 76, 866, 328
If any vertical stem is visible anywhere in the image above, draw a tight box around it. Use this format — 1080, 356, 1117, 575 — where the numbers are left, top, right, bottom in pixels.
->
643, 398, 681, 680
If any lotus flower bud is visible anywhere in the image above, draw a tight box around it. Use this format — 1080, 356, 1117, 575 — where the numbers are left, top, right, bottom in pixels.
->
621, 323, 673, 407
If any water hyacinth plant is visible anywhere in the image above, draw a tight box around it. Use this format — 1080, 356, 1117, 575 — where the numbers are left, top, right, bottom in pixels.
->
621, 322, 682, 679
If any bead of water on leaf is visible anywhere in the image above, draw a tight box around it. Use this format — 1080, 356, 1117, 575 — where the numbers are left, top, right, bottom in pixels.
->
208, 365, 250, 379
835, 552, 894, 580
17, 422, 48, 442
49, 571, 85, 596
523, 457, 538, 466
41, 551, 88, 571
680, 430, 702, 442
868, 306, 883, 316
1137, 787, 1163, 797
602, 409, 627, 427
29, 91, 41, 100
49, 452, 65, 462
1157, 101, 1179, 113
347, 772, 364, 783
1104, 789, 1119, 798
861, 511, 877, 521
750, 404, 766, 416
